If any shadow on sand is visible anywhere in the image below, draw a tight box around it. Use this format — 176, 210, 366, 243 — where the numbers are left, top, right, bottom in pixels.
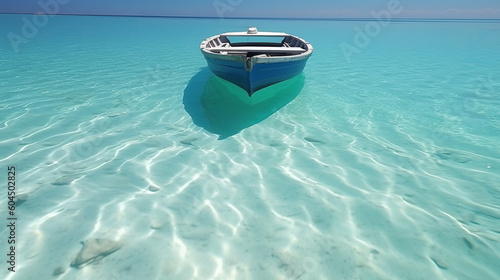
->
183, 67, 305, 139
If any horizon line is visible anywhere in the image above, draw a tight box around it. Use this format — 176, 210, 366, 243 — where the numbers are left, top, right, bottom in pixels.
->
2, 12, 500, 22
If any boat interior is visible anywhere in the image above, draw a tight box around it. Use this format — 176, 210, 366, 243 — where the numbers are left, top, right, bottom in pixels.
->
205, 35, 308, 57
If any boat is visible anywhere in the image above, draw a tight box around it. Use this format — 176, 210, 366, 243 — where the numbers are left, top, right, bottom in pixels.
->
200, 27, 313, 96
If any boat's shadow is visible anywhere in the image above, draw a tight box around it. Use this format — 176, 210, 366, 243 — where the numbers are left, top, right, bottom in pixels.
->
183, 67, 305, 140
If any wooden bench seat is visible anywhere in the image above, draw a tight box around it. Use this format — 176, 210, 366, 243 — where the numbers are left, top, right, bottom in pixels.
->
209, 46, 306, 54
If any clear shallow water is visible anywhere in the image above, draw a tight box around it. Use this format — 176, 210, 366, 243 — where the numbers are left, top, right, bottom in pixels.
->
1, 14, 500, 279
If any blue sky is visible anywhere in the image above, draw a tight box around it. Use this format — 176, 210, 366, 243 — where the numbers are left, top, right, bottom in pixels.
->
1, 0, 500, 19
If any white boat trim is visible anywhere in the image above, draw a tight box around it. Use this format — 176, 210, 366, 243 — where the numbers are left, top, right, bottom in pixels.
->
220, 31, 291, 37
200, 27, 313, 71
200, 27, 313, 95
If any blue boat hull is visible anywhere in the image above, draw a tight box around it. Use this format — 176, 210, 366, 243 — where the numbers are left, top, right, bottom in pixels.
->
203, 56, 309, 96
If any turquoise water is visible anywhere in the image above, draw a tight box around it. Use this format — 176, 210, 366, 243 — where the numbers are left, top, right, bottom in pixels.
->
1, 14, 500, 279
